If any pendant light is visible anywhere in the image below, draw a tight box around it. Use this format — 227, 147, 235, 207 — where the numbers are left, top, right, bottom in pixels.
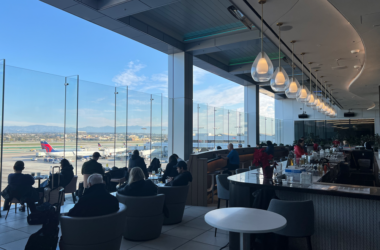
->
316, 75, 325, 112
270, 22, 289, 91
328, 86, 336, 117
322, 80, 329, 114
312, 70, 320, 110
296, 53, 310, 102
306, 62, 316, 107
251, 0, 273, 82
285, 41, 301, 98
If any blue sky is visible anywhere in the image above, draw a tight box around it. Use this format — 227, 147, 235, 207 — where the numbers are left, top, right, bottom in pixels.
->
0, 0, 273, 127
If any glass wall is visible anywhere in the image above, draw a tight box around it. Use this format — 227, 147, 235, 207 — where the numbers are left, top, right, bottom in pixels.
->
191, 104, 249, 152
259, 116, 283, 144
0, 65, 169, 191
294, 119, 375, 145
0, 64, 285, 194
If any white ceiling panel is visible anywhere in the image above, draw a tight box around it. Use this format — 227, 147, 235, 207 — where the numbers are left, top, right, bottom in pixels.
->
90, 16, 126, 30
40, 0, 78, 9
99, 1, 150, 19
65, 4, 104, 21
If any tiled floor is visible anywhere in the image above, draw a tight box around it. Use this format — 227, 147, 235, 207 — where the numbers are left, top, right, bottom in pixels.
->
0, 196, 230, 250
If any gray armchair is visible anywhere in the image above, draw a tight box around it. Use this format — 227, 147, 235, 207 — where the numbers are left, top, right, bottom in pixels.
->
216, 174, 229, 207
268, 199, 314, 250
59, 203, 127, 250
116, 193, 165, 241
157, 185, 189, 225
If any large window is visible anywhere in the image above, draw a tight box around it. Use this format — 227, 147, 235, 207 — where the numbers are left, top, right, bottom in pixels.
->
294, 119, 375, 144
0, 64, 168, 192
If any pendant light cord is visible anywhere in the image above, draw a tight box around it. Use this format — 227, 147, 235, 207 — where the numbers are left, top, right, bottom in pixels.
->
278, 25, 281, 68
301, 54, 304, 89
309, 64, 312, 95
261, 3, 264, 57
291, 42, 294, 80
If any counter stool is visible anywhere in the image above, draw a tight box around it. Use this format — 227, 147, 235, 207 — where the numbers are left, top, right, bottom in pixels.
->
215, 174, 229, 236
268, 199, 314, 250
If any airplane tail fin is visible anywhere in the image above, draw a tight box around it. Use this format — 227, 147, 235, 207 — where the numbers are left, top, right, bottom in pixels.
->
98, 143, 102, 147
41, 141, 55, 153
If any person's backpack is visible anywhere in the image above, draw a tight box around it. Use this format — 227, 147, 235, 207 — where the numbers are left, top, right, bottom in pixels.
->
148, 158, 161, 173
25, 188, 64, 250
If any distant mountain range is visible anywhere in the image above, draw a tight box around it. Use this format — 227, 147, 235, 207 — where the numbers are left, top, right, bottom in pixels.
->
3, 125, 168, 134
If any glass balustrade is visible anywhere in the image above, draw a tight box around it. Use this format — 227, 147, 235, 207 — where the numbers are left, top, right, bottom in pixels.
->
0, 63, 284, 202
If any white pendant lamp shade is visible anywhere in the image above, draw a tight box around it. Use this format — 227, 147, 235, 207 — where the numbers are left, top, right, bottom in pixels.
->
252, 1, 273, 82
270, 23, 289, 91
285, 77, 301, 98
270, 66, 289, 91
297, 85, 310, 102
306, 93, 316, 107
317, 99, 324, 112
252, 52, 274, 82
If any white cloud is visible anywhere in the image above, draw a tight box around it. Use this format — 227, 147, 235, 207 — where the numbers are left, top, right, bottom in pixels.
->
193, 66, 208, 85
112, 61, 168, 94
113, 61, 147, 88
193, 85, 244, 109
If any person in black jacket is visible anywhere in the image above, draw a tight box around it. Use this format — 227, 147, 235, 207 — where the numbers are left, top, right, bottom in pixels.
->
161, 154, 178, 183
2, 161, 38, 212
68, 174, 119, 217
39, 159, 74, 190
128, 150, 149, 178
165, 161, 192, 186
118, 167, 157, 196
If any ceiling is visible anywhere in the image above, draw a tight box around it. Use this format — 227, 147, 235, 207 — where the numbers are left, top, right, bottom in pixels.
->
39, 0, 378, 110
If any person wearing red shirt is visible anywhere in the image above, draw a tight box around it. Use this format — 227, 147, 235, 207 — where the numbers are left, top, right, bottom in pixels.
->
332, 139, 340, 147
312, 140, 319, 151
294, 139, 307, 158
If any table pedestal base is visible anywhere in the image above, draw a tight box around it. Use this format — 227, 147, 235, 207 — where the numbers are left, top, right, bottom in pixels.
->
240, 233, 250, 250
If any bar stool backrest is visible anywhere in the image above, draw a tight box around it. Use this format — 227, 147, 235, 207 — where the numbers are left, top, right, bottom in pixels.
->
216, 175, 229, 200
268, 199, 314, 237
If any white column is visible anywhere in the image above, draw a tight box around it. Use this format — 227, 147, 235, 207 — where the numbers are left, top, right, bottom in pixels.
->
168, 52, 193, 160
244, 84, 259, 146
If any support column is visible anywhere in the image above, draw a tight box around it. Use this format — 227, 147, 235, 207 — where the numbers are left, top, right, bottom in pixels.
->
244, 84, 259, 146
168, 52, 193, 160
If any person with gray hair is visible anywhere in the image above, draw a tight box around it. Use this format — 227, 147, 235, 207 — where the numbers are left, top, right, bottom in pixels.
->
68, 173, 119, 217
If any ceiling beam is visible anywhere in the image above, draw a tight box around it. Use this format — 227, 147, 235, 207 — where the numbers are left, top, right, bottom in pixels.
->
185, 29, 260, 56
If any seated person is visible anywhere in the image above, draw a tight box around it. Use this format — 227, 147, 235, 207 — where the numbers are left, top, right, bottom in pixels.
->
265, 141, 274, 156
216, 146, 222, 150
68, 174, 119, 217
118, 167, 157, 196
2, 161, 37, 212
165, 161, 192, 186
161, 154, 178, 182
238, 144, 243, 148
218, 143, 240, 175
342, 140, 349, 147
128, 150, 149, 178
40, 159, 74, 189
82, 152, 104, 176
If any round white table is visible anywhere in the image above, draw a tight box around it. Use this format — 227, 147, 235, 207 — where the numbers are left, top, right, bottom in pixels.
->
204, 207, 287, 250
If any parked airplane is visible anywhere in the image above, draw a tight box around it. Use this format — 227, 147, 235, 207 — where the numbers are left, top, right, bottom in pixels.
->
39, 141, 100, 157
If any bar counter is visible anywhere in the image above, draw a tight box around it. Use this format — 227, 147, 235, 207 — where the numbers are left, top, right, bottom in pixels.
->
228, 164, 380, 250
